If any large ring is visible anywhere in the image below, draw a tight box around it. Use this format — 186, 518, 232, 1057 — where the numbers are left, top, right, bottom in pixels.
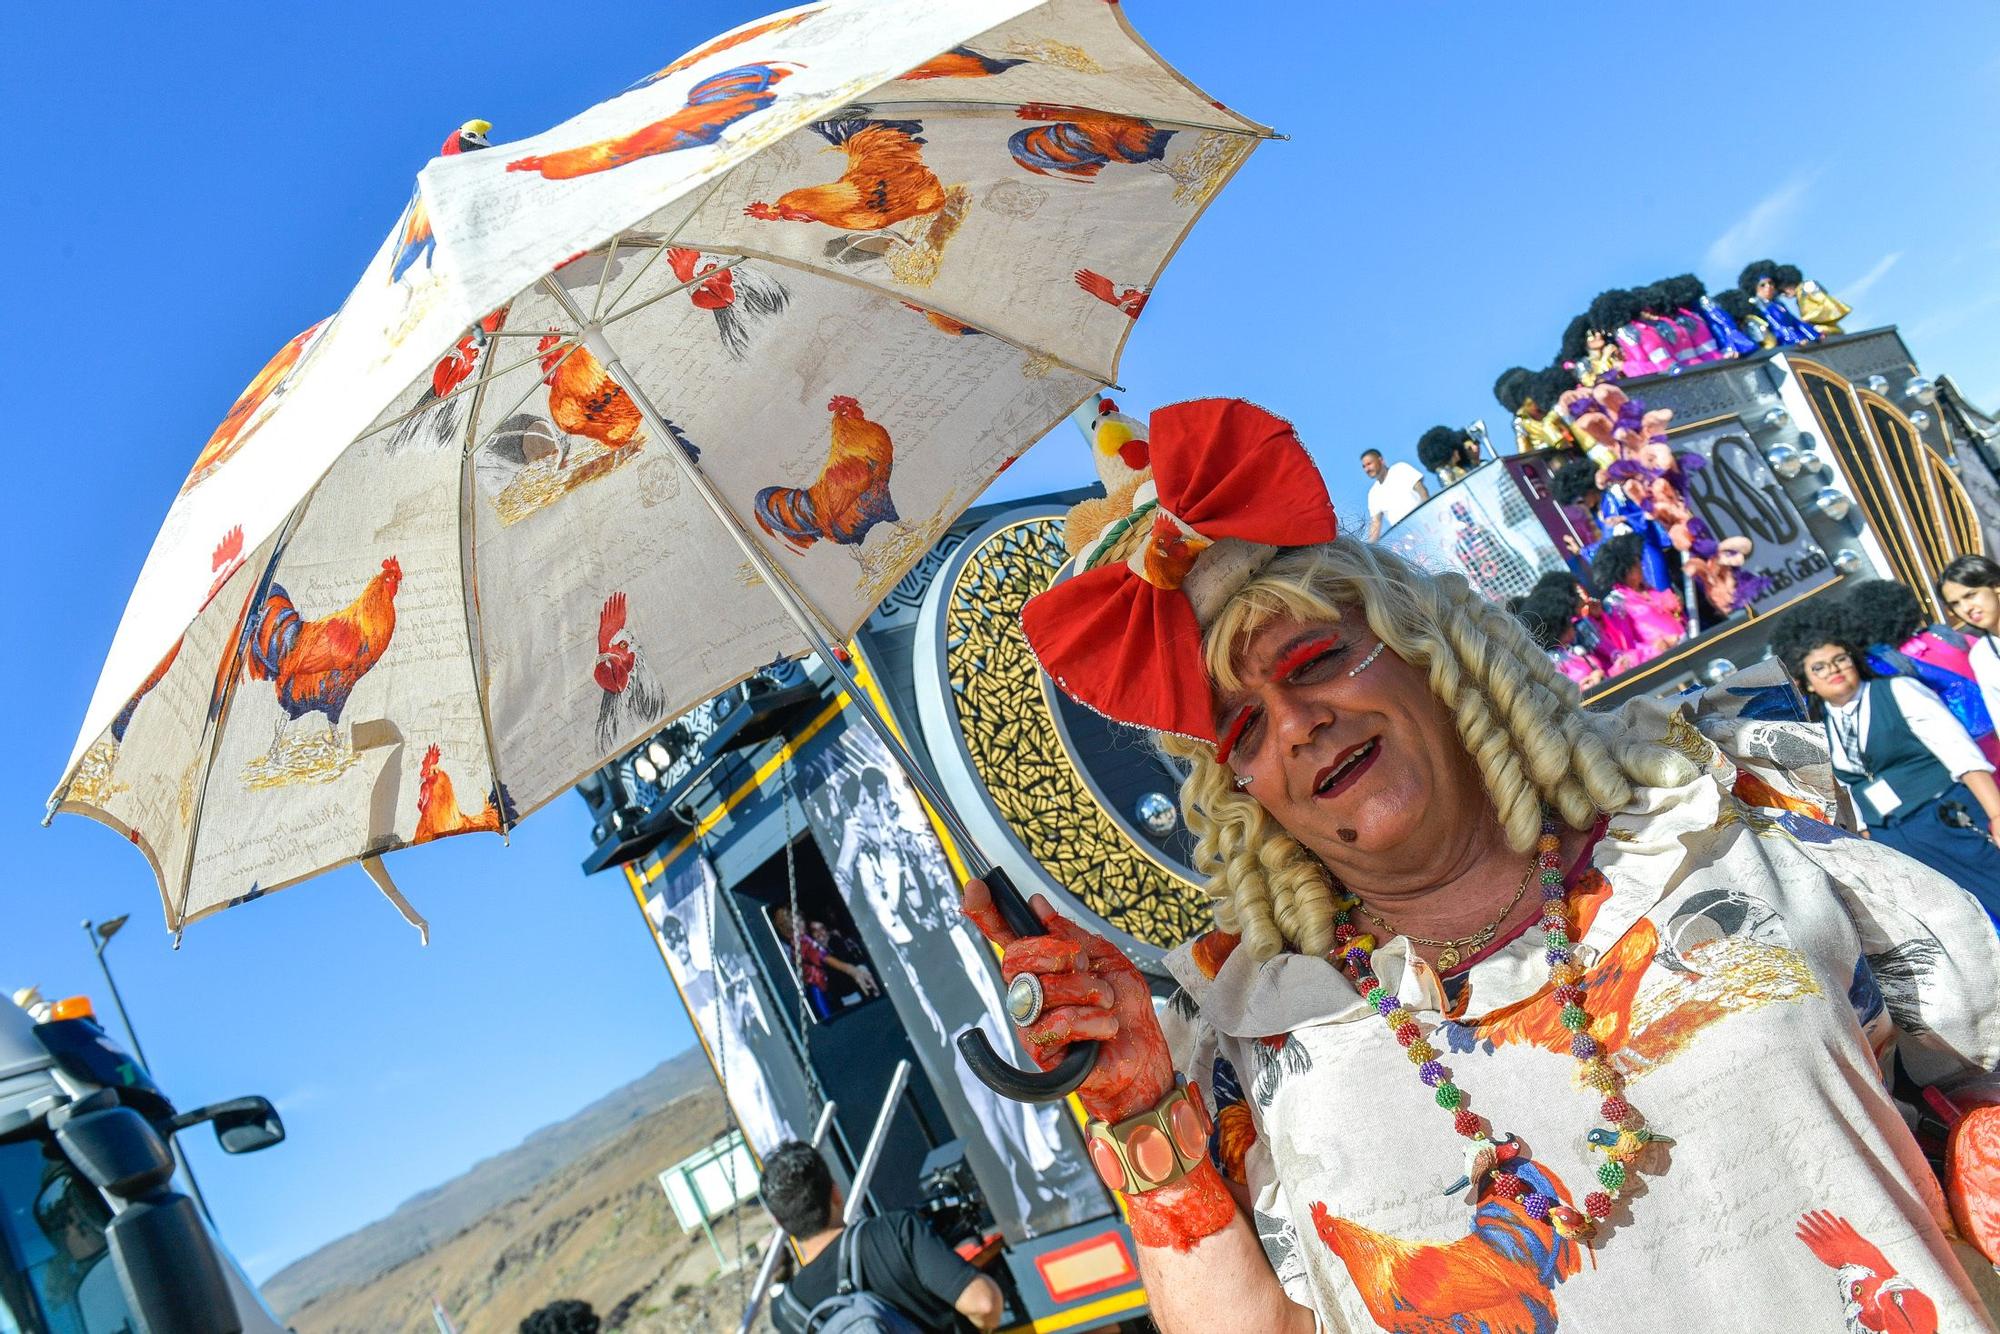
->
1006, 972, 1045, 1028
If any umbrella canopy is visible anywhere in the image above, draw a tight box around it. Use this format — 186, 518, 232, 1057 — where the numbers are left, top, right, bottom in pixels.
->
51, 0, 1269, 934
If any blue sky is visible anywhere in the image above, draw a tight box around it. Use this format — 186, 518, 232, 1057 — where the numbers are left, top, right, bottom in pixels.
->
5, 0, 1999, 1287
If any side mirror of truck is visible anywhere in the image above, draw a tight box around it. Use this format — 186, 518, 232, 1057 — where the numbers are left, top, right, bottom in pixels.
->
49, 1103, 243, 1334
170, 1096, 285, 1155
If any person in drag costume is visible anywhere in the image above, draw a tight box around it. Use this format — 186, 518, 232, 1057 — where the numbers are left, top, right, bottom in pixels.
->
960, 398, 2000, 1332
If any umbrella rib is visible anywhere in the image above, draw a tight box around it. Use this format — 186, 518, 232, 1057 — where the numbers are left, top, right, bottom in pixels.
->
353, 342, 565, 445
452, 310, 515, 843
599, 256, 748, 329
600, 170, 737, 319
602, 234, 673, 319
589, 229, 625, 324
828, 96, 1274, 140
172, 497, 320, 940
662, 240, 1118, 387
541, 277, 846, 649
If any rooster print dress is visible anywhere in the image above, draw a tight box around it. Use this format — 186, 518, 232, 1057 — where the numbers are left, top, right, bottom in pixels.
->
1162, 682, 2000, 1333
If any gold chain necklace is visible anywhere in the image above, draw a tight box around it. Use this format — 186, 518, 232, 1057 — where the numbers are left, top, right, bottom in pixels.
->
1356, 854, 1537, 970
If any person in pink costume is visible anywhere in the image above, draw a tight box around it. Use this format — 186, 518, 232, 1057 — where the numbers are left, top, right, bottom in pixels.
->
1593, 531, 1686, 668
1659, 274, 1726, 365
1592, 289, 1676, 379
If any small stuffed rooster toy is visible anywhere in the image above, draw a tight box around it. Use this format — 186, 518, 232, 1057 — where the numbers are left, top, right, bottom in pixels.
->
1063, 397, 1152, 557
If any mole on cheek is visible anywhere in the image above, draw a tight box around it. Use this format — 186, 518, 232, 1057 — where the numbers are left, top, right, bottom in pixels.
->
1337, 828, 1358, 843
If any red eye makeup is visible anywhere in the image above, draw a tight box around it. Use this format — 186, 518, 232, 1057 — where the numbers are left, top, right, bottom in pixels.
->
1272, 635, 1341, 680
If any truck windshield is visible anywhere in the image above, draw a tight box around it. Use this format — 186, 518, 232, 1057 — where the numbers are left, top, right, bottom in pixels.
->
0, 1138, 134, 1334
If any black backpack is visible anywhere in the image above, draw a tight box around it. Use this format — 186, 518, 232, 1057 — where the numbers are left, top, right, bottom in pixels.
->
776, 1217, 925, 1334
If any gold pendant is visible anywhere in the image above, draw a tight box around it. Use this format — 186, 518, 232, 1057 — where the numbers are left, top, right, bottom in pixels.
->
1437, 943, 1461, 970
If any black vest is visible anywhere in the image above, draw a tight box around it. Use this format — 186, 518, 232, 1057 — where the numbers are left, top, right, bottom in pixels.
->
1827, 678, 1955, 825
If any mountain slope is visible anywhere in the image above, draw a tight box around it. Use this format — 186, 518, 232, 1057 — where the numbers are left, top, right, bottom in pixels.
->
265, 1048, 715, 1318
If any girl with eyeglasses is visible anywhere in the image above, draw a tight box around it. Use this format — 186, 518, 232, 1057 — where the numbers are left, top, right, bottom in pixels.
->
1779, 611, 2000, 921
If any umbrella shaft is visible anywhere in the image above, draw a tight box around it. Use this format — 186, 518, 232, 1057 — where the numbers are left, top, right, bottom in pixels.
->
570, 316, 996, 879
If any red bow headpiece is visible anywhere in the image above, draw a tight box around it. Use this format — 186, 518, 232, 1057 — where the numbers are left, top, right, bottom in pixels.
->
1021, 399, 1338, 743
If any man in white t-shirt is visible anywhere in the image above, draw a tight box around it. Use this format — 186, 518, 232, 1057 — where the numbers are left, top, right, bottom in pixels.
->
1361, 449, 1430, 540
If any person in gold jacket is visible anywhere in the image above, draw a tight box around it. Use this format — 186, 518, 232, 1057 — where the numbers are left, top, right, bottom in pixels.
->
1777, 263, 1852, 335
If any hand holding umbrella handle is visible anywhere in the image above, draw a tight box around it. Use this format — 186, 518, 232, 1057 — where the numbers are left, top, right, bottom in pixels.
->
956, 868, 1099, 1103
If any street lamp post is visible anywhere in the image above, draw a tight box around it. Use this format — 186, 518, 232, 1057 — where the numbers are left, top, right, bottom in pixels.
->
82, 916, 215, 1227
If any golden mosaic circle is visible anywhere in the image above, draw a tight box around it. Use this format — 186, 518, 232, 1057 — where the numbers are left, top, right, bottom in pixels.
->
942, 517, 1206, 951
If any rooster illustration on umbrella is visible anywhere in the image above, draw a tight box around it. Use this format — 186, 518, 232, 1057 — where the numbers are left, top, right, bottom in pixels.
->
755, 395, 898, 552
211, 551, 404, 784
1008, 104, 1174, 180
595, 592, 669, 752
413, 745, 513, 844
508, 64, 793, 179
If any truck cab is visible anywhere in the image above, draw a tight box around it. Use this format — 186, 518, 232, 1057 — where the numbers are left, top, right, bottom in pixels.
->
0, 996, 286, 1334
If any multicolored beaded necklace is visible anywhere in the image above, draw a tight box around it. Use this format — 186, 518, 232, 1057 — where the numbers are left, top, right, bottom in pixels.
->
1326, 811, 1667, 1243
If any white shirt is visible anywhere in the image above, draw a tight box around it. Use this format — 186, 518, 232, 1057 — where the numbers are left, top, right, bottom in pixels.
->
1968, 635, 2000, 735
1365, 460, 1426, 526
1822, 675, 1992, 785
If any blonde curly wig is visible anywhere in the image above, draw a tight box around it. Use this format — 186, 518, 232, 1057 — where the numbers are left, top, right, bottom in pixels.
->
1151, 534, 1696, 961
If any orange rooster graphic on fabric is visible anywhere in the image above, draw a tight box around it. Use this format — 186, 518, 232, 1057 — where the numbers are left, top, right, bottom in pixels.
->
666, 248, 790, 358
744, 117, 944, 232
1075, 268, 1150, 318
536, 335, 645, 466
1311, 1160, 1582, 1334
1456, 918, 1658, 1059
1795, 1211, 1939, 1334
1207, 1056, 1256, 1185
413, 744, 508, 844
183, 318, 331, 493
595, 592, 669, 752
754, 396, 899, 552
240, 555, 403, 746
897, 46, 1028, 80
901, 302, 980, 337
627, 9, 820, 88
508, 65, 792, 179
1009, 104, 1175, 180
389, 193, 436, 284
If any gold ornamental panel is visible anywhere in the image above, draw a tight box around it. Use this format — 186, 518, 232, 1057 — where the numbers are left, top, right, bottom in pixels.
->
942, 517, 1206, 951
1791, 359, 1936, 613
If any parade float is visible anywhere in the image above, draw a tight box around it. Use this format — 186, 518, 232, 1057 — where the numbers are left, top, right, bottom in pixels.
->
576, 289, 2000, 1328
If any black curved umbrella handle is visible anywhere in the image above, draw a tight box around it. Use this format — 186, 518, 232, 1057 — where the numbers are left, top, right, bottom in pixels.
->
956, 868, 1098, 1104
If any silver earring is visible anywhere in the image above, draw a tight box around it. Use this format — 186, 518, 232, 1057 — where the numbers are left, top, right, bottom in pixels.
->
1347, 641, 1385, 677
1233, 773, 1253, 791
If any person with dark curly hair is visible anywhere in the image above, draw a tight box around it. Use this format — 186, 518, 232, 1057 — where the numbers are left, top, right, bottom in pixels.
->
1590, 532, 1685, 668
1772, 261, 1851, 335
1736, 260, 1822, 346
1779, 602, 2000, 916
1416, 424, 1481, 485
1589, 289, 1673, 379
1516, 583, 1609, 689
1494, 366, 1573, 454
1655, 274, 1725, 364
1635, 283, 1704, 370
1841, 579, 1999, 765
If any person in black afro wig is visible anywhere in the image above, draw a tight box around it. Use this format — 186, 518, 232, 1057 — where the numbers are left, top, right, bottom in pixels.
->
1559, 313, 1592, 368
1494, 367, 1534, 414
1737, 260, 1780, 298
1840, 579, 1927, 651
1417, 424, 1473, 476
1659, 273, 1707, 309
1589, 289, 1641, 335
1549, 453, 1603, 509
